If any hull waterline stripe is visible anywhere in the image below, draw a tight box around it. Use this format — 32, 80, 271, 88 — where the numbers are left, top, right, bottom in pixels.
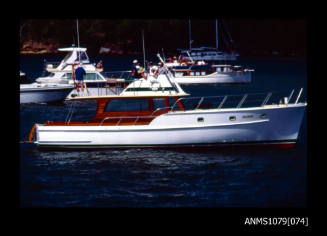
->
35, 140, 298, 148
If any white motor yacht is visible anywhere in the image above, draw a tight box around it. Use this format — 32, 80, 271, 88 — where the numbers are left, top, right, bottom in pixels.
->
169, 64, 252, 84
36, 46, 132, 98
20, 70, 74, 104
28, 70, 306, 148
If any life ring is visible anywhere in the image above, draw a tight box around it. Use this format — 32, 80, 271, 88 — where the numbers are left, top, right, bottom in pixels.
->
72, 62, 79, 71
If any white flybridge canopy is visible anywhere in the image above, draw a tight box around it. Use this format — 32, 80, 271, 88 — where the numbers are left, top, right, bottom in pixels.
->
49, 46, 90, 71
120, 74, 189, 97
67, 74, 190, 101
58, 47, 87, 52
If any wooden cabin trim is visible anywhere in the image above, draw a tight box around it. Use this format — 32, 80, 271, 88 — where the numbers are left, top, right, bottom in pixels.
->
45, 96, 186, 127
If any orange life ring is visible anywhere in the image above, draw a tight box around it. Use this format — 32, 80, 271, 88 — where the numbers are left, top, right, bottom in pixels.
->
72, 62, 79, 71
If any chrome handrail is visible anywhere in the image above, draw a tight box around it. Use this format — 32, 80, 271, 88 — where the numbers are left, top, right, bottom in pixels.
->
295, 88, 303, 104
171, 88, 305, 112
98, 116, 157, 126
150, 107, 174, 116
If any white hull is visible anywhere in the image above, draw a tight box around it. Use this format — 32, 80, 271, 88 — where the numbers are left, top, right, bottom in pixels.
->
20, 84, 74, 104
184, 54, 239, 61
173, 71, 251, 84
35, 103, 306, 148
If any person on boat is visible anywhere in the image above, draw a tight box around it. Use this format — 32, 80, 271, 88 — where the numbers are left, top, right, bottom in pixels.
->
96, 60, 103, 70
131, 60, 146, 79
148, 62, 158, 76
173, 56, 178, 64
131, 60, 142, 79
75, 63, 86, 92
153, 62, 168, 77
178, 55, 183, 63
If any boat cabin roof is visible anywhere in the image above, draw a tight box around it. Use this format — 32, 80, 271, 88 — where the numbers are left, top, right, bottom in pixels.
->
67, 74, 189, 101
58, 47, 87, 52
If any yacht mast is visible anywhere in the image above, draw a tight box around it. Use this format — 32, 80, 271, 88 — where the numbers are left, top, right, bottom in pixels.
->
142, 30, 146, 68
76, 19, 80, 63
216, 19, 219, 51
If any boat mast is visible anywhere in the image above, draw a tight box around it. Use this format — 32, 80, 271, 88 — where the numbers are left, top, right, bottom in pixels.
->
76, 19, 80, 63
216, 19, 219, 51
142, 30, 146, 68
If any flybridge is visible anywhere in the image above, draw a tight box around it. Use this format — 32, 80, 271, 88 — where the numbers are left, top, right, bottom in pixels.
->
58, 47, 87, 52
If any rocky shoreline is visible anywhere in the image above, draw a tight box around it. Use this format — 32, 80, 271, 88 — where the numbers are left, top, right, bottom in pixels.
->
20, 40, 140, 55
20, 40, 306, 58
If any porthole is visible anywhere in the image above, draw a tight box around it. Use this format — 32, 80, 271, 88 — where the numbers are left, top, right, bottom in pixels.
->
197, 117, 204, 122
229, 116, 236, 121
260, 113, 267, 119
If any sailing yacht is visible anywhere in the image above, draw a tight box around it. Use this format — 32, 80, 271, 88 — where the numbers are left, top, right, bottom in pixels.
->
180, 19, 239, 62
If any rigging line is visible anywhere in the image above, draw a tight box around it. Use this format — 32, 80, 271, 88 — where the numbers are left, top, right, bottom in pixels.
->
72, 21, 76, 46
222, 19, 237, 50
221, 32, 231, 51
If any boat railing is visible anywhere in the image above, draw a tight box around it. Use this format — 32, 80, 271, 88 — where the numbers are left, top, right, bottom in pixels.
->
171, 88, 305, 112
150, 107, 174, 116
98, 115, 157, 126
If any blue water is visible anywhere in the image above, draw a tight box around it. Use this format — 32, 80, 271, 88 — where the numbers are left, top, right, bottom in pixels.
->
20, 55, 307, 207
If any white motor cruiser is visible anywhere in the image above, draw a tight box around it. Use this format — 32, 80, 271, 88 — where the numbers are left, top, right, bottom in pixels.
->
36, 46, 132, 98
28, 69, 307, 148
20, 70, 74, 104
170, 64, 253, 84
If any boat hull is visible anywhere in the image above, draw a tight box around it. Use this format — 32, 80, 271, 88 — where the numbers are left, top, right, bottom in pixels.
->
34, 103, 306, 148
20, 85, 74, 104
173, 71, 251, 84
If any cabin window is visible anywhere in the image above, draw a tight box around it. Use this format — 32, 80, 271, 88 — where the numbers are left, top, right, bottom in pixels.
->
229, 116, 236, 121
169, 98, 182, 111
153, 98, 166, 111
105, 99, 149, 112
84, 73, 96, 80
260, 113, 267, 119
79, 52, 89, 61
197, 117, 204, 122
64, 73, 101, 81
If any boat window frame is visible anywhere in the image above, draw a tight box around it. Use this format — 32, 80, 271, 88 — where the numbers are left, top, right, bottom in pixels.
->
103, 98, 151, 113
